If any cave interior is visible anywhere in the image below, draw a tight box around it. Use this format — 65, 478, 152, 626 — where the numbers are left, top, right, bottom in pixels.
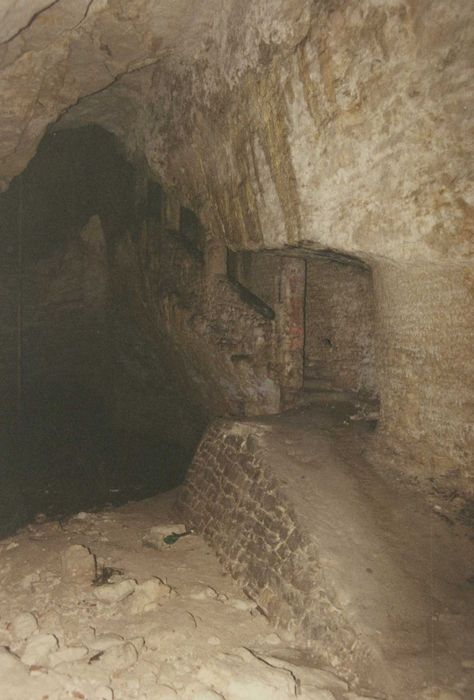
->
0, 2, 473, 699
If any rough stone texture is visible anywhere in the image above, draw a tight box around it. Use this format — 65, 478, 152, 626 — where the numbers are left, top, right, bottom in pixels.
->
61, 544, 96, 582
0, 0, 472, 496
178, 421, 363, 686
0, 0, 311, 191
112, 218, 281, 421
304, 257, 377, 396
228, 251, 281, 311
0, 125, 317, 520
179, 415, 474, 697
370, 261, 474, 492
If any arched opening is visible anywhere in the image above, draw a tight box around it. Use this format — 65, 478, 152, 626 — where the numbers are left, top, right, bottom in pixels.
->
0, 126, 206, 532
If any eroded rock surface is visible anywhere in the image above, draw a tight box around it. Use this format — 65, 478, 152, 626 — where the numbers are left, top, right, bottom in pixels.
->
0, 492, 376, 700
0, 0, 472, 497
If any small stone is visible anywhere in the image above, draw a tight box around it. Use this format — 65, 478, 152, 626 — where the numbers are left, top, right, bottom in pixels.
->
11, 612, 39, 640
6, 542, 19, 550
21, 632, 59, 666
144, 523, 187, 548
100, 641, 138, 672
151, 523, 186, 537
61, 544, 96, 582
49, 645, 89, 667
207, 636, 221, 646
130, 578, 173, 614
188, 585, 218, 601
0, 645, 27, 674
461, 659, 474, 669
74, 512, 90, 520
130, 636, 145, 653
94, 579, 136, 604
197, 647, 316, 700
227, 598, 256, 611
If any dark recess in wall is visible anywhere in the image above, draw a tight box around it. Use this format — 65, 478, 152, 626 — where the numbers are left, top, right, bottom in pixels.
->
0, 126, 205, 536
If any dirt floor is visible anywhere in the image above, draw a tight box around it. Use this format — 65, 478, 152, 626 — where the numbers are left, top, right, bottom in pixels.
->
0, 490, 380, 700
253, 404, 474, 699
1, 401, 472, 700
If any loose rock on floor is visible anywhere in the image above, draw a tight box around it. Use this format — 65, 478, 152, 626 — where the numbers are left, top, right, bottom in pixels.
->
0, 492, 379, 700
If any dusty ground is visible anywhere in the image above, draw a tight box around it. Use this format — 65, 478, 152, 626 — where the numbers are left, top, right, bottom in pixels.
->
257, 405, 474, 699
0, 491, 377, 700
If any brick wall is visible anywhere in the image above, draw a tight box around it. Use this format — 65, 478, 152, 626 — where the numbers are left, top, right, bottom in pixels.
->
305, 258, 377, 396
178, 420, 363, 682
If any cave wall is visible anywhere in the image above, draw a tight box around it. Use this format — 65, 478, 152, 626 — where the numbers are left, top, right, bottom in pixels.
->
134, 0, 473, 266
0, 129, 117, 437
370, 262, 474, 493
0, 0, 472, 498
0, 126, 297, 472
109, 196, 286, 428
20, 216, 109, 431
127, 0, 471, 495
0, 128, 209, 479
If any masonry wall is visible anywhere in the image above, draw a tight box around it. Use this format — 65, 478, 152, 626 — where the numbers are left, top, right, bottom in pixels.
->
304, 257, 377, 396
179, 421, 350, 652
370, 262, 474, 496
110, 218, 282, 431
228, 251, 280, 309
178, 419, 384, 692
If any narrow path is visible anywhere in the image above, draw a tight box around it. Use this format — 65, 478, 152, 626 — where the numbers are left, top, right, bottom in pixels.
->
258, 405, 474, 698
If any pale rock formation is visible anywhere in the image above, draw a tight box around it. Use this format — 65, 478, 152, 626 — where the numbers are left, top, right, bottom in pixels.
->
130, 577, 174, 614
93, 578, 136, 604
21, 632, 59, 666
61, 544, 96, 582
11, 611, 39, 640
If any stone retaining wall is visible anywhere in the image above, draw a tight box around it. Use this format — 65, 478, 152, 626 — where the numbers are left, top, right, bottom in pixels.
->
178, 419, 372, 687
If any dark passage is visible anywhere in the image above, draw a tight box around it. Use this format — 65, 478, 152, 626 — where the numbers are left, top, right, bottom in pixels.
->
0, 127, 205, 535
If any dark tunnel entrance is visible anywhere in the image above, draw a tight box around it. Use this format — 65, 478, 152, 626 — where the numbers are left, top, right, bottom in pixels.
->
0, 126, 207, 535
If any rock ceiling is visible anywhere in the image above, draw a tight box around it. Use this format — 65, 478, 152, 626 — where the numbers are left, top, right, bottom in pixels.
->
0, 0, 472, 264
0, 0, 309, 191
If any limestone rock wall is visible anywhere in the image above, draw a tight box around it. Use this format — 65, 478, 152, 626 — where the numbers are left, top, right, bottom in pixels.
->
132, 0, 473, 265
371, 262, 474, 493
21, 217, 109, 408
0, 0, 472, 496
57, 0, 474, 494
0, 0, 311, 191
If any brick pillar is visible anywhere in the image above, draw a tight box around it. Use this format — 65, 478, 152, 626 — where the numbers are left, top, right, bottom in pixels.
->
278, 256, 305, 398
